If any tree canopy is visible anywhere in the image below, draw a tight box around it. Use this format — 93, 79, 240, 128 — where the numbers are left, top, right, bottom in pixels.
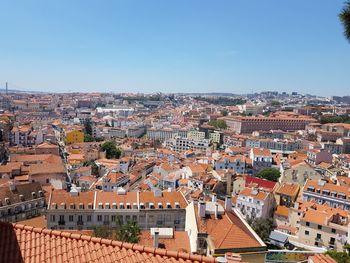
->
208, 119, 227, 130
247, 217, 273, 242
256, 168, 281, 182
84, 134, 94, 142
116, 221, 141, 243
92, 221, 141, 244
339, 1, 350, 42
326, 251, 350, 263
101, 141, 121, 159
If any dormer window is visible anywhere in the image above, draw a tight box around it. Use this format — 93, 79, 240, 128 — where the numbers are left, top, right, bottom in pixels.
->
38, 190, 44, 197
140, 203, 145, 209
105, 203, 110, 209
119, 203, 124, 209
133, 203, 138, 209
166, 202, 171, 209
158, 202, 163, 209
32, 192, 37, 198
79, 203, 84, 209
98, 202, 103, 209
175, 202, 180, 209
69, 203, 75, 209
87, 203, 93, 209
149, 202, 154, 209
51, 202, 57, 209
19, 195, 25, 202
112, 203, 117, 209
60, 202, 66, 209
126, 203, 131, 209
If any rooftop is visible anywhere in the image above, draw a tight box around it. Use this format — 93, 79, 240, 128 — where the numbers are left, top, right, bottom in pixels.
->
0, 222, 216, 263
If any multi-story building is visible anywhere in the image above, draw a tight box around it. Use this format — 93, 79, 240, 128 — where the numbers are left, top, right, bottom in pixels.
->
47, 189, 187, 231
298, 203, 349, 251
303, 179, 350, 211
223, 115, 315, 134
306, 149, 332, 166
0, 182, 46, 223
165, 136, 211, 153
250, 148, 273, 171
147, 126, 188, 141
95, 171, 129, 192
214, 155, 246, 174
246, 138, 301, 153
236, 187, 274, 219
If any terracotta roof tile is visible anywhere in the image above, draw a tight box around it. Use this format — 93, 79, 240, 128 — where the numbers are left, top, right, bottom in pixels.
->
0, 222, 216, 263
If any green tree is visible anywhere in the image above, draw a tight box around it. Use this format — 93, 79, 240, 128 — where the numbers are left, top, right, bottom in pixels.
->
84, 134, 94, 142
270, 100, 281, 107
339, 1, 350, 42
247, 217, 273, 242
92, 225, 112, 239
221, 109, 228, 116
116, 221, 141, 243
256, 168, 281, 182
101, 141, 121, 159
208, 120, 227, 130
326, 251, 350, 263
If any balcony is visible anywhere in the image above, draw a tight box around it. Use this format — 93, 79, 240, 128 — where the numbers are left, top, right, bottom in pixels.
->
77, 221, 84, 226
58, 220, 65, 225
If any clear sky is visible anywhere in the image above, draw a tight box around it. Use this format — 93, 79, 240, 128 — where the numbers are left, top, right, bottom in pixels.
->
0, 0, 349, 96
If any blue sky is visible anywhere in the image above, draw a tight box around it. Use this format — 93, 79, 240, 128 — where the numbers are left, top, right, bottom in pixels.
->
0, 0, 349, 96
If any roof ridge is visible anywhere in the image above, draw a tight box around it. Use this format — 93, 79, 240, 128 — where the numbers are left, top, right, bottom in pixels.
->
11, 223, 216, 263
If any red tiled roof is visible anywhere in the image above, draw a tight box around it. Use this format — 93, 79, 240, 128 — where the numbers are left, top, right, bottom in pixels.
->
245, 175, 276, 191
0, 222, 216, 263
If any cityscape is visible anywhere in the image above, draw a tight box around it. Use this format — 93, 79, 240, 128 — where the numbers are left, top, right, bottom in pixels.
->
1, 1, 350, 263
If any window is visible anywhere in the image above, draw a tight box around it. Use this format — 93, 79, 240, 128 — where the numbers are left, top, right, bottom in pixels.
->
50, 215, 56, 222
331, 228, 336, 234
87, 215, 92, 222
317, 233, 322, 239
318, 225, 322, 230
97, 215, 102, 221
69, 215, 74, 222
78, 215, 83, 221
305, 230, 309, 235
111, 215, 116, 222
306, 222, 310, 227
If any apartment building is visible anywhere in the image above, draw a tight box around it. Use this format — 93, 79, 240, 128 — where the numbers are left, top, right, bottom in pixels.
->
307, 149, 332, 166
223, 115, 315, 134
147, 126, 188, 141
0, 182, 46, 223
250, 148, 273, 170
236, 187, 275, 219
246, 138, 301, 153
298, 203, 349, 251
95, 171, 130, 192
185, 199, 267, 262
165, 136, 211, 153
303, 179, 350, 211
47, 189, 187, 231
214, 155, 246, 174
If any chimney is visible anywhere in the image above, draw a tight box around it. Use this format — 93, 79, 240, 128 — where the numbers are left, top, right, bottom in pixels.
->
9, 181, 16, 191
215, 203, 219, 219
212, 193, 217, 203
153, 230, 159, 248
225, 195, 232, 212
198, 201, 206, 218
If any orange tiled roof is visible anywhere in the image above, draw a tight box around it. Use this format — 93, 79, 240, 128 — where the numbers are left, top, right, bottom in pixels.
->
0, 222, 216, 263
275, 183, 300, 197
308, 254, 336, 263
275, 205, 289, 218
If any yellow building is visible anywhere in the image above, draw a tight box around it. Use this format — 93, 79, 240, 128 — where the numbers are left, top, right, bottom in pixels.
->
65, 129, 84, 144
